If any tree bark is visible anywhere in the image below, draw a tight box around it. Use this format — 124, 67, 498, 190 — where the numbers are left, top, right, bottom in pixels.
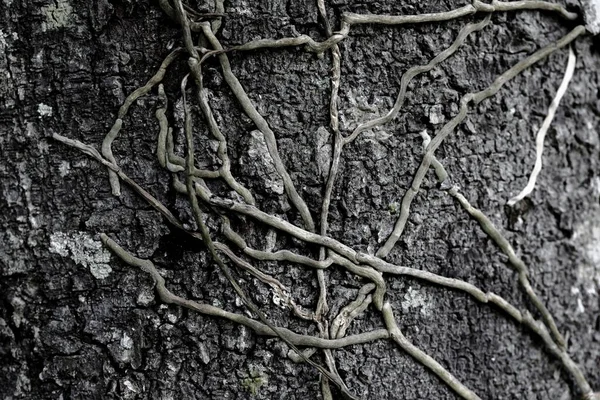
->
1, 0, 599, 399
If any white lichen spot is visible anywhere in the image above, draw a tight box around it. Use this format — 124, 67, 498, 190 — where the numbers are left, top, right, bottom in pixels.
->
32, 50, 44, 69
198, 342, 211, 364
236, 325, 252, 352
89, 263, 112, 280
272, 292, 282, 307
0, 28, 16, 55
0, 29, 8, 52
111, 331, 136, 364
572, 209, 600, 295
264, 229, 277, 253
15, 371, 31, 396
26, 121, 38, 138
272, 290, 289, 309
136, 288, 155, 306
49, 231, 112, 279
235, 295, 244, 307
316, 126, 331, 178
570, 287, 587, 314
37, 140, 49, 154
166, 312, 178, 324
17, 162, 39, 229
58, 160, 70, 177
41, 0, 73, 32
429, 104, 445, 124
401, 286, 433, 317
591, 176, 600, 198
10, 296, 26, 328
167, 359, 180, 373
570, 286, 580, 295
37, 103, 53, 117
120, 332, 133, 350
576, 297, 585, 314
366, 243, 376, 255
230, 0, 253, 16
123, 380, 140, 393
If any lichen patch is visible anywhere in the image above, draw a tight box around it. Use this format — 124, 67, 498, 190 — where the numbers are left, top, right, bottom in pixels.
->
49, 231, 112, 279
37, 103, 53, 117
401, 286, 433, 317
572, 208, 600, 293
41, 0, 73, 32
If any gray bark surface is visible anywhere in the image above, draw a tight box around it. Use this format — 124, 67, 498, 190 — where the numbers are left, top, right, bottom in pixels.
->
1, 0, 599, 399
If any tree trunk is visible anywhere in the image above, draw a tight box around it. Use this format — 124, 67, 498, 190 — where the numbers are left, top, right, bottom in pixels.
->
1, 0, 599, 399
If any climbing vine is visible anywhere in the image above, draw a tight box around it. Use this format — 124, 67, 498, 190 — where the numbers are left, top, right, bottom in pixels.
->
53, 0, 598, 399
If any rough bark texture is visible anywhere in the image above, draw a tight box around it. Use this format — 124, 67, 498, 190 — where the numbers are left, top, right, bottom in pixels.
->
1, 0, 599, 399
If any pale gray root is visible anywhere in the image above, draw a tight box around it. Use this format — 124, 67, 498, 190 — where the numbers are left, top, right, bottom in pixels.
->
163, 175, 561, 339
54, 131, 526, 330
343, 0, 577, 27
189, 56, 255, 204
101, 119, 123, 195
53, 133, 198, 235
100, 233, 389, 349
209, 196, 362, 263
287, 283, 375, 398
329, 253, 385, 311
155, 84, 184, 173
448, 186, 565, 347
419, 130, 449, 182
376, 25, 586, 259
157, 0, 224, 31
343, 16, 491, 145
190, 1, 578, 58
211, 0, 224, 33
476, 0, 579, 20
162, 125, 221, 177
288, 348, 318, 363
382, 303, 482, 400
200, 23, 316, 232
314, 3, 343, 395
221, 218, 334, 269
101, 48, 184, 196
418, 129, 594, 395
342, 4, 477, 26
215, 242, 315, 321
174, 25, 361, 396
54, 130, 594, 396
520, 311, 595, 397
316, 0, 341, 329
330, 284, 375, 339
